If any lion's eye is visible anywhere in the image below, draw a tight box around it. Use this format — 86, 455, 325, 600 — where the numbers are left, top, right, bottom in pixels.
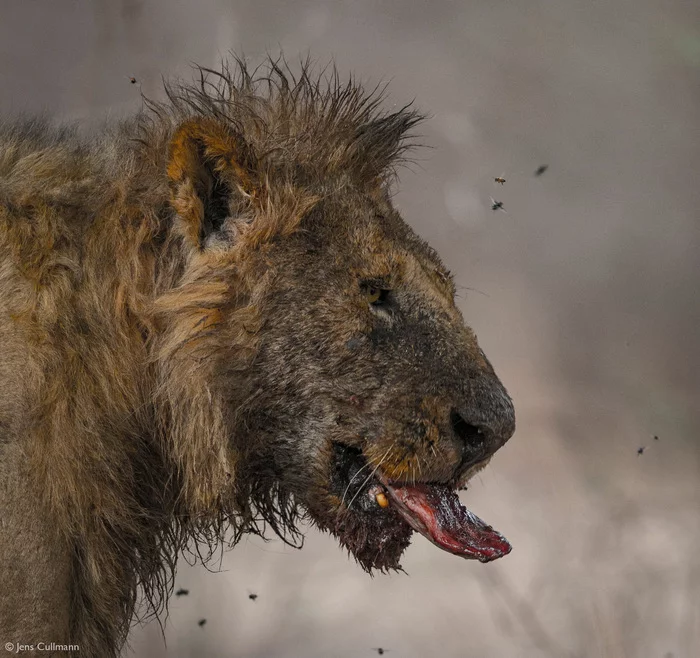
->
365, 287, 381, 303
361, 285, 389, 306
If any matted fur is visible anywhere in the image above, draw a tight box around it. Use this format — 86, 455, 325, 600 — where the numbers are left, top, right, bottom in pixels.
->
0, 57, 514, 657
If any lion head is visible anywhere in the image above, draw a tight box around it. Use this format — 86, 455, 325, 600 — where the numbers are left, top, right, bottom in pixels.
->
152, 59, 515, 573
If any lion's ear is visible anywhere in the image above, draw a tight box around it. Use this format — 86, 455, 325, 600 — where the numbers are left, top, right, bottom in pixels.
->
167, 118, 259, 249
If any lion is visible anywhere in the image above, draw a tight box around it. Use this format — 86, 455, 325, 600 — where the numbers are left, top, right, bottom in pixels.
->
0, 58, 515, 657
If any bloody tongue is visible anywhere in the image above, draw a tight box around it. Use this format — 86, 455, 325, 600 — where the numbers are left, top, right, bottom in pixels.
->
383, 482, 511, 563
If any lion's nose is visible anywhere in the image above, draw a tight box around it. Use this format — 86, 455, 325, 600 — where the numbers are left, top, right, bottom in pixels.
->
450, 377, 515, 464
450, 406, 513, 469
450, 410, 485, 448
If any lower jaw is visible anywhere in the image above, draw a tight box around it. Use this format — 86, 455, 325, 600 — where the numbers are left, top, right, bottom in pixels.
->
325, 442, 511, 566
328, 505, 413, 572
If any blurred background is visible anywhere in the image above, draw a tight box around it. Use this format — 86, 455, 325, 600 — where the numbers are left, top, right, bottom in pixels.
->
1, 1, 698, 656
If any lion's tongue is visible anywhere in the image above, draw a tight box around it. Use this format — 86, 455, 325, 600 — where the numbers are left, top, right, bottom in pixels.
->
383, 482, 511, 563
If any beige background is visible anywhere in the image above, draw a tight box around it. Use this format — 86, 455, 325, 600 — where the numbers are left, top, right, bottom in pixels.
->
1, 1, 699, 656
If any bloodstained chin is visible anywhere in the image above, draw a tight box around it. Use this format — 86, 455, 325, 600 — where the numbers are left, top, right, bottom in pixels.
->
324, 507, 414, 572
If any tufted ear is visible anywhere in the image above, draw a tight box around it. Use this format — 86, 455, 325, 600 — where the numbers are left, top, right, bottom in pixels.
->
167, 118, 259, 249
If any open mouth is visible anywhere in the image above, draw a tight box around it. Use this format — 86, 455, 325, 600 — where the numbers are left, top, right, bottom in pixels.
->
330, 443, 511, 563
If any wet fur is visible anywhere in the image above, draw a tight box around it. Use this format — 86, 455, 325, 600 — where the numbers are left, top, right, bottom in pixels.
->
0, 57, 513, 656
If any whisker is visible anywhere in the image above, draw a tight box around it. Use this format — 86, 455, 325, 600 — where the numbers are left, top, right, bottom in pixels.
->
346, 445, 393, 511
340, 459, 374, 508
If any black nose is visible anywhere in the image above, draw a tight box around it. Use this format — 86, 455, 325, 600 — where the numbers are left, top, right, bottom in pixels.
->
450, 410, 484, 446
450, 378, 515, 466
451, 407, 506, 471
458, 371, 515, 441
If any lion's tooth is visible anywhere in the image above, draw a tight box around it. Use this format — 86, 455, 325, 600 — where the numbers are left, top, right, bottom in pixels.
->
375, 491, 389, 508
368, 485, 390, 508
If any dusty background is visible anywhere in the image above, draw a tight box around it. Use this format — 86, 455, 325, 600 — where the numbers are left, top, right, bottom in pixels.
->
1, 1, 698, 656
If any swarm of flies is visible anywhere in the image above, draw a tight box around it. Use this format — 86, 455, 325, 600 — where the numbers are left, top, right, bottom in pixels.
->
637, 434, 660, 457
487, 164, 549, 214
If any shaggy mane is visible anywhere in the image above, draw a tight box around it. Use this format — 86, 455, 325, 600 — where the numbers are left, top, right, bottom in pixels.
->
145, 55, 424, 187
138, 56, 424, 629
0, 55, 425, 657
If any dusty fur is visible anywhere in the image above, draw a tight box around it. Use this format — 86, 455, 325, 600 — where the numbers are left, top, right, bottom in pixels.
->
0, 56, 514, 657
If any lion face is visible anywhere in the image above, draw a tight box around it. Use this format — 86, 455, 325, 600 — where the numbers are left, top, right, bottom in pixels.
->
239, 192, 515, 570
160, 82, 514, 571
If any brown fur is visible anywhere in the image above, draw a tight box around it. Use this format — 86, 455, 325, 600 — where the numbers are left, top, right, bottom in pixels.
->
0, 58, 515, 656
